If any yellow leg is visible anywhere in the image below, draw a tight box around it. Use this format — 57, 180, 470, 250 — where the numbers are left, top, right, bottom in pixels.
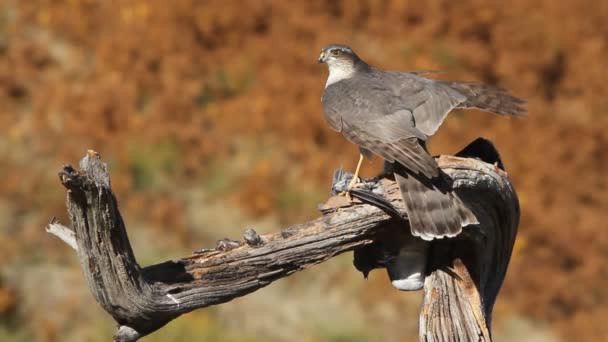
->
340, 153, 365, 202
348, 153, 364, 190
339, 154, 364, 202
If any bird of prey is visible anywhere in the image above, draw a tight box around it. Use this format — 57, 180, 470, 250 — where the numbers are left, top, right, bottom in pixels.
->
319, 44, 525, 242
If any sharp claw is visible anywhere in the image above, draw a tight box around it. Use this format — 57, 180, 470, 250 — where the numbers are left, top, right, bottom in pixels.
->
347, 176, 364, 189
339, 177, 365, 203
338, 190, 354, 202
345, 191, 353, 202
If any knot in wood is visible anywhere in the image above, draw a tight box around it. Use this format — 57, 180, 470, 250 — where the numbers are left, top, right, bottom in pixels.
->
243, 228, 264, 247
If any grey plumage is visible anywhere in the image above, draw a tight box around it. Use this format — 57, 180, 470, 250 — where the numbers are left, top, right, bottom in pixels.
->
319, 44, 525, 240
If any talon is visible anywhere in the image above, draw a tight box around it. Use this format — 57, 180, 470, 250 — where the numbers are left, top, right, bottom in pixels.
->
347, 176, 360, 190
345, 191, 353, 202
337, 153, 366, 203
348, 180, 365, 189
338, 190, 354, 202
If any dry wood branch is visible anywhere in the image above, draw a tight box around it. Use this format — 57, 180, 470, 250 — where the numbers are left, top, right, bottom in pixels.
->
51, 139, 519, 341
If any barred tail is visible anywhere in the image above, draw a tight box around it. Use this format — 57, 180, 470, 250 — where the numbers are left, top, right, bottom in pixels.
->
393, 164, 478, 241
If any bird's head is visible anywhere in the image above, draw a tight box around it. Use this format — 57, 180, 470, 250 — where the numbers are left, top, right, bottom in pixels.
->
318, 44, 358, 65
318, 44, 368, 86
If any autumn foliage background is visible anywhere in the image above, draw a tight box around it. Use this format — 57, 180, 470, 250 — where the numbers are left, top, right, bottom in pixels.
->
1, 1, 607, 341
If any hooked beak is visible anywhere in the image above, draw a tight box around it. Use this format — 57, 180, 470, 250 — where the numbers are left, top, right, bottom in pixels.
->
318, 51, 325, 63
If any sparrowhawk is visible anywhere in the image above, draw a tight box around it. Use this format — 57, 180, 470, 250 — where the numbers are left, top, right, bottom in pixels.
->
319, 44, 525, 242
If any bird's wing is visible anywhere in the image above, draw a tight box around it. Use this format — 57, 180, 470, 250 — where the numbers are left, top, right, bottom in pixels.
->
363, 110, 427, 141
381, 71, 467, 136
443, 81, 527, 116
343, 118, 439, 179
321, 88, 344, 132
384, 72, 526, 135
325, 75, 440, 178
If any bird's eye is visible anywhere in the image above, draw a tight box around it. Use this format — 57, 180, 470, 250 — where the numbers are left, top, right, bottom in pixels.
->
330, 50, 341, 57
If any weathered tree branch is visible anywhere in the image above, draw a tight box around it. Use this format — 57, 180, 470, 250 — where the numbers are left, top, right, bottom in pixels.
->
50, 139, 518, 341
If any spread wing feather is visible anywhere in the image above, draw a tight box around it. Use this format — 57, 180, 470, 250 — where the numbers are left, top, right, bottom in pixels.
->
341, 120, 438, 179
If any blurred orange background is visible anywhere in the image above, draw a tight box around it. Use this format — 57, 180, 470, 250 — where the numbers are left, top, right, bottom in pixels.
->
1, 1, 607, 341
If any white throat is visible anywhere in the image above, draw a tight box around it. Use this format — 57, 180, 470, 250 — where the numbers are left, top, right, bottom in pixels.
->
325, 64, 355, 87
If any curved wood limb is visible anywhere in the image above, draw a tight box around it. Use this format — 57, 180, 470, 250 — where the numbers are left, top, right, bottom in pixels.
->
48, 138, 518, 341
